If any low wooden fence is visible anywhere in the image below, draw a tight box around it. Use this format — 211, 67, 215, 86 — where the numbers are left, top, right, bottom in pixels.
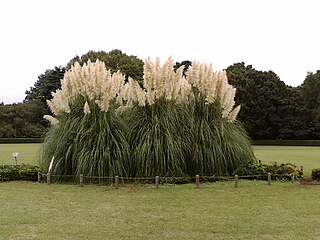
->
38, 172, 297, 188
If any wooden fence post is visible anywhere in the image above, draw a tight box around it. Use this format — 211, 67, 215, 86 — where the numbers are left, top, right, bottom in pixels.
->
291, 173, 295, 183
267, 173, 271, 186
38, 172, 41, 183
115, 175, 119, 189
80, 174, 84, 187
155, 176, 159, 188
234, 175, 239, 188
195, 175, 200, 188
47, 173, 51, 185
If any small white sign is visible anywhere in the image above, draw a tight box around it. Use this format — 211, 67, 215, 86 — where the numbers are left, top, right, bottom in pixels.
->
12, 152, 19, 158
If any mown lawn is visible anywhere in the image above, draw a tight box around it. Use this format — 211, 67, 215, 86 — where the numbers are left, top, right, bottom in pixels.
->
1, 144, 320, 239
0, 144, 41, 166
1, 181, 320, 240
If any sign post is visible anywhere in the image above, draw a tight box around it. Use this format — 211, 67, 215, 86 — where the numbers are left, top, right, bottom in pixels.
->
12, 152, 19, 165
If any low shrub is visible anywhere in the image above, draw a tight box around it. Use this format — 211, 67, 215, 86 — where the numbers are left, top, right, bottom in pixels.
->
311, 168, 320, 181
278, 163, 302, 177
234, 161, 302, 180
0, 164, 41, 181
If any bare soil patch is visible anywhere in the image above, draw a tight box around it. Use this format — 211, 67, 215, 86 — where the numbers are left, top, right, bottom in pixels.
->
299, 177, 320, 185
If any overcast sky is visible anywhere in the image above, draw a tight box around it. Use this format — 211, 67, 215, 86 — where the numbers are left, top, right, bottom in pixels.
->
1, 0, 319, 104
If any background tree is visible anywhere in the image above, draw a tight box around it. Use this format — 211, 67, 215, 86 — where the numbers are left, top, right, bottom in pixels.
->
67, 49, 144, 84
23, 66, 65, 134
173, 60, 192, 77
226, 62, 320, 140
299, 71, 320, 138
226, 63, 293, 139
277, 86, 318, 139
25, 66, 65, 103
300, 71, 320, 126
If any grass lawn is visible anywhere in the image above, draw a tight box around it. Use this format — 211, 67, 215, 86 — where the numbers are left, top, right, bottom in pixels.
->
1, 181, 320, 240
253, 146, 320, 177
1, 144, 320, 239
0, 144, 41, 166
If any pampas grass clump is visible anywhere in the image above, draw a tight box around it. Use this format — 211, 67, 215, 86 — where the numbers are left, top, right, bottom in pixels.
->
124, 58, 193, 177
41, 61, 130, 179
185, 62, 253, 176
41, 57, 255, 180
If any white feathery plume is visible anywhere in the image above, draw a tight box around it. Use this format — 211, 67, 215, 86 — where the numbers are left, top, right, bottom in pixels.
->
187, 62, 240, 121
227, 105, 241, 122
143, 57, 192, 104
117, 78, 146, 107
48, 156, 54, 173
43, 115, 60, 125
215, 71, 228, 102
130, 78, 146, 106
83, 101, 91, 114
177, 77, 192, 103
47, 59, 126, 115
46, 57, 240, 122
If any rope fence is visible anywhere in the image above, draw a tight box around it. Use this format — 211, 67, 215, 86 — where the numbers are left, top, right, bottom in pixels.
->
38, 172, 297, 188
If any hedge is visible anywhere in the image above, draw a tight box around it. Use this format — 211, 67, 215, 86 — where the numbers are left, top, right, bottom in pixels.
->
0, 138, 43, 144
234, 162, 303, 180
253, 140, 320, 146
0, 164, 41, 181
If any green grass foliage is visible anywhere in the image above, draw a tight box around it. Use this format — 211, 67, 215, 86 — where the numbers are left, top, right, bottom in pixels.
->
126, 99, 191, 177
41, 99, 129, 179
187, 96, 254, 176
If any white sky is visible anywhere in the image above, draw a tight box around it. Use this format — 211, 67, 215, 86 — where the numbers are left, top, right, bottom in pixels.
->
1, 0, 320, 104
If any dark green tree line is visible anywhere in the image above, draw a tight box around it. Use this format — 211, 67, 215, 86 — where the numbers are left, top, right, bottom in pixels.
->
1, 51, 319, 140
226, 63, 320, 139
0, 100, 47, 138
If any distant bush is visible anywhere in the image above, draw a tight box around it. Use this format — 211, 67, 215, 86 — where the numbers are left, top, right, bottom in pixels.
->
0, 138, 43, 144
234, 161, 302, 180
0, 164, 41, 181
311, 168, 320, 181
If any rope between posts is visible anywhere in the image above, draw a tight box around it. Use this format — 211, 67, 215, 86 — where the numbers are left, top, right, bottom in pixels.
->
39, 173, 294, 179
38, 172, 296, 185
238, 174, 293, 178
41, 173, 76, 178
